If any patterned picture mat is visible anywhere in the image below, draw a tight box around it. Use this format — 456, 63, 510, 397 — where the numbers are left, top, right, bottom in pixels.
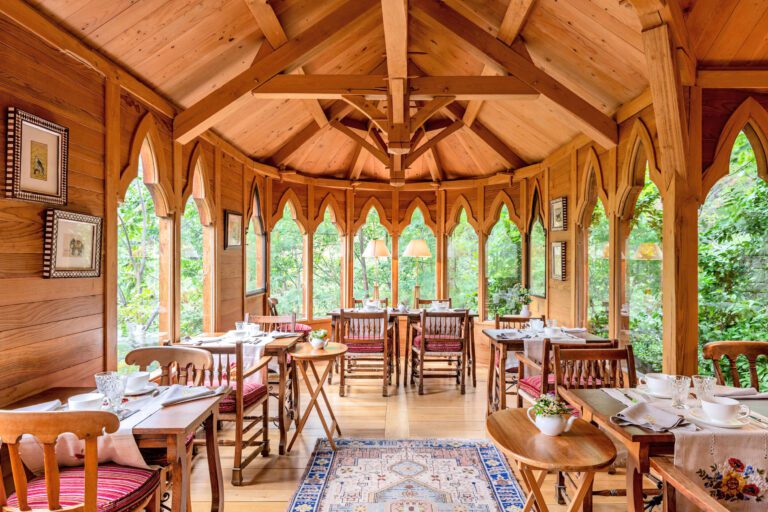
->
289, 438, 526, 512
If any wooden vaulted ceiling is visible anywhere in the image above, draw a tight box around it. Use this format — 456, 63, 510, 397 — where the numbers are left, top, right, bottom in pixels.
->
25, 0, 768, 184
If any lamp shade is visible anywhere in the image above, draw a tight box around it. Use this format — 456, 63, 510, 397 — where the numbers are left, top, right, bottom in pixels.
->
633, 242, 662, 260
362, 239, 391, 258
402, 239, 432, 258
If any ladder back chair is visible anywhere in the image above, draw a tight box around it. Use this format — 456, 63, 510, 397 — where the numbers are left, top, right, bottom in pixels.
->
338, 310, 393, 397
404, 298, 452, 383
197, 342, 271, 485
493, 314, 547, 407
352, 297, 389, 308
702, 341, 768, 391
265, 298, 312, 338
495, 313, 545, 329
0, 410, 161, 512
410, 310, 469, 395
415, 298, 452, 308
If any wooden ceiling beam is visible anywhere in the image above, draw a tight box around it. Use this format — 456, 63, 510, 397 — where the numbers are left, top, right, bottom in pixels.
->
348, 131, 372, 180
411, 0, 617, 148
174, 0, 377, 144
342, 95, 389, 131
697, 69, 768, 89
404, 120, 463, 167
411, 96, 455, 133
330, 120, 390, 165
382, 0, 409, 178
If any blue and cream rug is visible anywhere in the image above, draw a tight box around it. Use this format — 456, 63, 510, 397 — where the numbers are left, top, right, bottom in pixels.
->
289, 439, 525, 511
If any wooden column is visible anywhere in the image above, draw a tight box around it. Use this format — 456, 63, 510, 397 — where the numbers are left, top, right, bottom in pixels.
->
345, 189, 355, 307
213, 147, 223, 330
607, 212, 623, 341
172, 142, 183, 341
569, 151, 579, 327
477, 185, 487, 319
436, 189, 447, 297
391, 189, 399, 305
305, 185, 315, 320
104, 78, 120, 370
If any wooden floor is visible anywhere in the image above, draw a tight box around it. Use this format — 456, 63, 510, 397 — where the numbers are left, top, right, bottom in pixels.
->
190, 348, 633, 511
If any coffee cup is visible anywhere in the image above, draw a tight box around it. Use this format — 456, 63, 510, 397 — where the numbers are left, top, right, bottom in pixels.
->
701, 396, 749, 423
644, 373, 674, 396
125, 371, 150, 393
69, 393, 105, 411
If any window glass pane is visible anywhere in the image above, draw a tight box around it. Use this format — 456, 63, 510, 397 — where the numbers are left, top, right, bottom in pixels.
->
313, 210, 342, 317
117, 158, 160, 373
180, 197, 204, 337
399, 208, 437, 307
246, 216, 265, 293
587, 201, 610, 337
269, 205, 304, 317
486, 205, 522, 319
353, 209, 391, 301
698, 131, 768, 382
447, 210, 478, 310
528, 218, 547, 297
624, 166, 663, 373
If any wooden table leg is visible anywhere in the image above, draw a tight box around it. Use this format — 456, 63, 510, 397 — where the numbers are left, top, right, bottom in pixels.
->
487, 341, 496, 416
403, 317, 412, 387
565, 471, 595, 512
395, 320, 401, 387
204, 412, 224, 512
499, 345, 508, 411
168, 434, 187, 512
470, 319, 477, 387
520, 464, 550, 512
287, 358, 338, 452
308, 361, 342, 436
277, 351, 288, 455
626, 446, 648, 512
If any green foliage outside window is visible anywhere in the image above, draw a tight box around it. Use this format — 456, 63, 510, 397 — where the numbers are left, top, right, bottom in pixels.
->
698, 132, 768, 385
270, 205, 304, 317
486, 206, 523, 319
313, 210, 342, 317
529, 218, 547, 297
398, 209, 436, 306
180, 198, 204, 337
353, 209, 391, 301
587, 201, 610, 337
246, 216, 266, 294
448, 209, 478, 310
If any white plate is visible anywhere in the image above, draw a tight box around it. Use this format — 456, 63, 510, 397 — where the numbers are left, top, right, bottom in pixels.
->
687, 408, 749, 429
124, 382, 159, 396
636, 384, 672, 399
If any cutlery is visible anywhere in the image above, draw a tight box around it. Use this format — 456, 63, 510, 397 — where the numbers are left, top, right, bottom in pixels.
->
749, 414, 768, 428
622, 391, 638, 404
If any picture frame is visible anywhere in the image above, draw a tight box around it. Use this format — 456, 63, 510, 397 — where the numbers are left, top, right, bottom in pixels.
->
43, 209, 102, 278
551, 241, 566, 281
5, 107, 69, 205
224, 210, 243, 249
550, 196, 567, 231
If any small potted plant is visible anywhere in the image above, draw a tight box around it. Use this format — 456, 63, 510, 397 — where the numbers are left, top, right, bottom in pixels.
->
309, 329, 329, 349
513, 284, 533, 317
527, 394, 576, 436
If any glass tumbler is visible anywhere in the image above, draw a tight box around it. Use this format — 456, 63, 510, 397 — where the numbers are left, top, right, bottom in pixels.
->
692, 375, 716, 407
670, 375, 691, 409
95, 371, 126, 413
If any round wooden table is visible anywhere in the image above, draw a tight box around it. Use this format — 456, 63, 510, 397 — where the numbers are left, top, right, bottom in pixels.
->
287, 342, 348, 452
487, 408, 616, 512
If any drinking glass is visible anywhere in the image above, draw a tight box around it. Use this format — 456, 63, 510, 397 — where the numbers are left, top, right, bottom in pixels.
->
235, 321, 246, 331
546, 319, 558, 328
670, 375, 691, 409
95, 371, 126, 413
692, 375, 716, 407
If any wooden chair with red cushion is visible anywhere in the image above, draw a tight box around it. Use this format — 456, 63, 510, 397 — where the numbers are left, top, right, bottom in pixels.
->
266, 298, 312, 338
198, 341, 271, 486
702, 340, 768, 391
410, 310, 469, 395
493, 314, 546, 408
338, 310, 393, 397
0, 410, 161, 512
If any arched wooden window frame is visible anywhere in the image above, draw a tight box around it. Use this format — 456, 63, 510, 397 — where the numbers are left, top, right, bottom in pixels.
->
269, 189, 308, 316
445, 194, 479, 236
526, 186, 547, 298
397, 198, 439, 301
246, 180, 267, 295
311, 194, 347, 319
484, 190, 524, 318
353, 196, 393, 234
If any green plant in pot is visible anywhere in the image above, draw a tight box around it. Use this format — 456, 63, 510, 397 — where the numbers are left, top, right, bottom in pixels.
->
528, 394, 575, 436
309, 329, 328, 349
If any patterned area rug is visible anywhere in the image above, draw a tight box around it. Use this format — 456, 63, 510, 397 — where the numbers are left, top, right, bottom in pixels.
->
289, 439, 525, 512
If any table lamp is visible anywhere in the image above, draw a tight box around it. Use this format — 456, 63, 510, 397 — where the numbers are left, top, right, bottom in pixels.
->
362, 239, 390, 300
403, 239, 432, 307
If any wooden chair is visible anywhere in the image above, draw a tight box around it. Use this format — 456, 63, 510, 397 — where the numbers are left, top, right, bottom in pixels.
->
702, 340, 768, 391
494, 314, 547, 408
410, 310, 469, 395
415, 298, 452, 308
650, 456, 729, 512
0, 410, 161, 512
405, 298, 452, 383
352, 297, 389, 308
495, 313, 545, 329
197, 342, 271, 485
265, 299, 312, 338
337, 310, 393, 397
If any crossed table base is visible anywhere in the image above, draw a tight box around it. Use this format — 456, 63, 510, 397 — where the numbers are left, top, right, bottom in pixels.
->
287, 342, 348, 452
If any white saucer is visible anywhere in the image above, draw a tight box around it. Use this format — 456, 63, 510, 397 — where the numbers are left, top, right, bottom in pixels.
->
636, 384, 672, 399
687, 408, 749, 429
124, 382, 159, 396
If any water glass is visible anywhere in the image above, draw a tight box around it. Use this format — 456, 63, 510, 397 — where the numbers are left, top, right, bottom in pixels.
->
235, 321, 246, 331
692, 375, 716, 406
95, 371, 126, 412
546, 319, 558, 328
670, 375, 691, 409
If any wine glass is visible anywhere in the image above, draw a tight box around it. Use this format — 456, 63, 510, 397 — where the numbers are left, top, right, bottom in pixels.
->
95, 371, 126, 413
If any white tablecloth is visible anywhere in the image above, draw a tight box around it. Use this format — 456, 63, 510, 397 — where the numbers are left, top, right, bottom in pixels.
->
499, 330, 586, 371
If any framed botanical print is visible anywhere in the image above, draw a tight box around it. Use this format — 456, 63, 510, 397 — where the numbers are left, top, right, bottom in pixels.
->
551, 241, 566, 281
224, 210, 243, 249
5, 107, 69, 205
43, 210, 102, 278
550, 196, 567, 231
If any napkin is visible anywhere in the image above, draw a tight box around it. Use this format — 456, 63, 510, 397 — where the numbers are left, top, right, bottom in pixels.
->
270, 331, 299, 339
161, 384, 229, 407
562, 327, 587, 333
713, 385, 768, 399
612, 402, 695, 432
14, 399, 62, 412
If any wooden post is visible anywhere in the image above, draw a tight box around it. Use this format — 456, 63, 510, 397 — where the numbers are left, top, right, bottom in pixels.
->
305, 185, 315, 320
391, 189, 399, 305
213, 147, 223, 330
345, 189, 355, 306
104, 78, 120, 370
436, 189, 447, 297
172, 142, 183, 341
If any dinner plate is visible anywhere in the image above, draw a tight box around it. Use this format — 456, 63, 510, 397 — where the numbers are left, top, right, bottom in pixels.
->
124, 382, 159, 396
636, 384, 672, 399
687, 408, 749, 429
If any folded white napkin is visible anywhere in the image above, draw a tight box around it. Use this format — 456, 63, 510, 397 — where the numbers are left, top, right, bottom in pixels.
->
713, 385, 768, 399
612, 402, 695, 432
14, 399, 62, 412
562, 327, 587, 333
270, 331, 299, 338
161, 384, 229, 407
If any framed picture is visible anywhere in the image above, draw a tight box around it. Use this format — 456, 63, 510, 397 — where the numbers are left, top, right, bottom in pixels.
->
5, 107, 69, 205
224, 210, 243, 249
43, 209, 102, 278
551, 241, 566, 281
550, 196, 567, 231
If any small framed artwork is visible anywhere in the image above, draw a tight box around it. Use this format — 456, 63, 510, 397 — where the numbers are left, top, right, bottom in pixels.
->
43, 209, 102, 278
550, 196, 567, 231
224, 210, 243, 249
5, 107, 69, 205
551, 241, 566, 281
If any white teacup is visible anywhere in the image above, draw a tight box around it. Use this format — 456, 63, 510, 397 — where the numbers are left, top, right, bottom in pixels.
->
125, 371, 150, 393
644, 373, 674, 396
701, 396, 749, 423
529, 319, 544, 332
309, 337, 327, 349
69, 393, 105, 411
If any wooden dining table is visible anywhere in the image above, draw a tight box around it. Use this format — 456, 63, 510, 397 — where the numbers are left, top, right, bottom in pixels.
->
4, 387, 225, 512
559, 387, 768, 511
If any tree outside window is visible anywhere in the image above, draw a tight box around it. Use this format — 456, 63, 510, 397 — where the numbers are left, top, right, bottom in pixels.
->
528, 218, 547, 297
586, 201, 610, 337
246, 208, 266, 294
270, 204, 305, 317
179, 197, 204, 337
486, 205, 522, 319
353, 209, 391, 301
448, 209, 479, 310
399, 208, 436, 306
313, 209, 342, 317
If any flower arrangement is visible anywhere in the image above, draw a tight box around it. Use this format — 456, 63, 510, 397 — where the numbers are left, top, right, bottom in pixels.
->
531, 394, 570, 417
697, 457, 768, 503
489, 283, 532, 316
310, 329, 328, 340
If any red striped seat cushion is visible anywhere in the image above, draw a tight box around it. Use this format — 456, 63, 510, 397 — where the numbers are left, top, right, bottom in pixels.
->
278, 323, 312, 333
217, 380, 268, 413
346, 342, 385, 353
6, 464, 159, 512
412, 335, 463, 352
519, 375, 602, 399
